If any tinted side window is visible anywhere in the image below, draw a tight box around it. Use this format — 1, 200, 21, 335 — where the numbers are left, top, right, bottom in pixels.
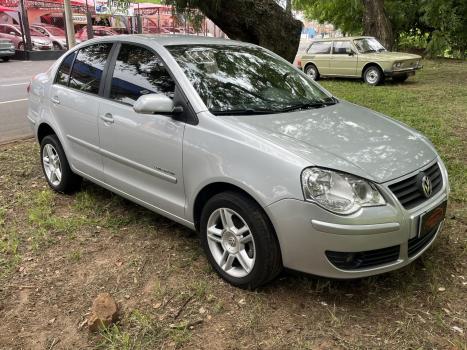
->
69, 43, 112, 94
55, 52, 76, 86
333, 41, 351, 54
110, 44, 175, 106
308, 42, 331, 54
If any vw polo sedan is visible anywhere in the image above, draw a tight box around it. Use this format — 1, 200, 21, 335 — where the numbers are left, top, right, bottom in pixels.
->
27, 36, 449, 289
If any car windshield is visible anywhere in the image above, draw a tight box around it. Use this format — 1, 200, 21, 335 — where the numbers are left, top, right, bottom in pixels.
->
43, 27, 65, 36
353, 38, 386, 53
167, 44, 335, 115
26, 27, 46, 37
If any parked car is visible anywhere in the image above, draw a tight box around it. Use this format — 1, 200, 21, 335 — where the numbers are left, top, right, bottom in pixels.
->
31, 24, 76, 50
0, 38, 15, 61
299, 36, 422, 85
28, 36, 448, 289
75, 26, 118, 41
0, 24, 52, 50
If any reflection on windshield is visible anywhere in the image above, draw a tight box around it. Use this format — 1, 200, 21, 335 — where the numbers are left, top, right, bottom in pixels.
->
167, 44, 335, 115
354, 38, 386, 53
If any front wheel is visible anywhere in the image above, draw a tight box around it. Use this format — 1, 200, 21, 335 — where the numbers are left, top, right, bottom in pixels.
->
1, 57, 10, 62
363, 65, 384, 85
40, 135, 82, 193
53, 42, 62, 51
200, 192, 282, 289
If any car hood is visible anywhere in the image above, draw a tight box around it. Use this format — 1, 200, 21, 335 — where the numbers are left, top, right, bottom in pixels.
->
361, 51, 421, 61
31, 36, 51, 44
221, 101, 437, 183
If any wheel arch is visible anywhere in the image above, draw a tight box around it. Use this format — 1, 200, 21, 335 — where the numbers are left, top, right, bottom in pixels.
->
361, 62, 384, 78
304, 61, 318, 73
192, 181, 267, 232
37, 122, 57, 143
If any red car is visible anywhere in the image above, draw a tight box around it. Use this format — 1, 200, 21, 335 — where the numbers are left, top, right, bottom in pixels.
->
75, 26, 118, 41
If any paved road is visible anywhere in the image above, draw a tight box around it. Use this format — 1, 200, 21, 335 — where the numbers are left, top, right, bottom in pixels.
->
0, 60, 55, 144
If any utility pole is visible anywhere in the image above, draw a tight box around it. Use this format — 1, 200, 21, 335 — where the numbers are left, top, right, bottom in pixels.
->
85, 0, 93, 40
18, 0, 32, 51
63, 0, 76, 48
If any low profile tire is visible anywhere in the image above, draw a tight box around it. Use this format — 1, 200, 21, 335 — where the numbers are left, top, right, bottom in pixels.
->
40, 135, 82, 193
2, 57, 10, 62
393, 74, 409, 83
52, 42, 61, 51
18, 42, 24, 51
363, 65, 384, 85
200, 191, 282, 289
305, 63, 320, 80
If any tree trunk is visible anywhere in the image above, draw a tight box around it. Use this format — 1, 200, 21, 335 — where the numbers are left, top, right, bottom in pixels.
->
192, 0, 302, 63
285, 0, 292, 14
361, 0, 394, 50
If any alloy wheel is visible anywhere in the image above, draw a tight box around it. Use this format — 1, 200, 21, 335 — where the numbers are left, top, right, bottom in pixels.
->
206, 208, 256, 278
42, 144, 62, 186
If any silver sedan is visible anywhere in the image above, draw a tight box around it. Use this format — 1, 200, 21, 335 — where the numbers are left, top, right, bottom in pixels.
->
27, 35, 449, 288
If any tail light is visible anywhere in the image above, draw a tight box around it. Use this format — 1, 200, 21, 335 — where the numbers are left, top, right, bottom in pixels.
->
297, 57, 302, 68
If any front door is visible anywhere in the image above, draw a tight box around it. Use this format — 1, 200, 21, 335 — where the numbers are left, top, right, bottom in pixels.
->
98, 43, 186, 217
329, 40, 358, 76
49, 43, 113, 179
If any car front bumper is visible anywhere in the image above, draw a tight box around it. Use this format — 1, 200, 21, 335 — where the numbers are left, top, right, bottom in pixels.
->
385, 65, 423, 77
265, 159, 449, 279
0, 48, 15, 57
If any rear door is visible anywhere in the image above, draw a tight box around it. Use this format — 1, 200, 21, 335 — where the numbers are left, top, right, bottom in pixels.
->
305, 41, 332, 75
98, 43, 186, 217
49, 42, 113, 179
329, 40, 358, 76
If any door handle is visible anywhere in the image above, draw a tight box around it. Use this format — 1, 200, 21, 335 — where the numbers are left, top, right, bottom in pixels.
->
50, 96, 60, 104
100, 113, 114, 124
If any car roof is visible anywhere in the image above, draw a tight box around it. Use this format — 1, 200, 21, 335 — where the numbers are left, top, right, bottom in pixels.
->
81, 34, 252, 48
311, 36, 374, 42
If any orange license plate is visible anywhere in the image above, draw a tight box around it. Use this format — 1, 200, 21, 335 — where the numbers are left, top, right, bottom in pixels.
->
418, 201, 447, 238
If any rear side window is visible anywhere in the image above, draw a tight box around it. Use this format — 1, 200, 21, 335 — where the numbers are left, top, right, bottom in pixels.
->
69, 43, 112, 94
55, 52, 76, 86
333, 41, 351, 54
308, 41, 331, 54
109, 44, 175, 106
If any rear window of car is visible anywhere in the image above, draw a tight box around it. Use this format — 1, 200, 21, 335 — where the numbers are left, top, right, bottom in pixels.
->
68, 43, 112, 94
308, 41, 331, 54
55, 51, 76, 86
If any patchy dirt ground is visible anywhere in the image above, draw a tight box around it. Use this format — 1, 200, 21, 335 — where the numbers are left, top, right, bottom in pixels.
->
1, 60, 466, 349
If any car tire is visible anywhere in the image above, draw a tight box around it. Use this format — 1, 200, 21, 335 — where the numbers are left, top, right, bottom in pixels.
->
305, 63, 320, 80
393, 74, 409, 83
1, 57, 10, 62
40, 135, 82, 194
363, 65, 384, 85
18, 42, 24, 51
52, 42, 61, 51
200, 191, 282, 289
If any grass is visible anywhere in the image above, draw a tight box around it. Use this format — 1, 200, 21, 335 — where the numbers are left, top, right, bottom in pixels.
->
0, 59, 465, 349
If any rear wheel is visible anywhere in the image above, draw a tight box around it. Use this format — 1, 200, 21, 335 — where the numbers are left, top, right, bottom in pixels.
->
40, 135, 82, 193
393, 74, 409, 83
363, 65, 384, 85
200, 192, 282, 289
305, 63, 320, 80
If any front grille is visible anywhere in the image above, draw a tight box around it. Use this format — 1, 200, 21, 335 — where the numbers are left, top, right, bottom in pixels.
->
326, 245, 400, 270
408, 224, 439, 257
0, 41, 12, 49
388, 162, 442, 209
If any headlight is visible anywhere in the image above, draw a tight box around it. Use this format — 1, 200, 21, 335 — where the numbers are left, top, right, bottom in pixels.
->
393, 62, 402, 68
301, 167, 386, 214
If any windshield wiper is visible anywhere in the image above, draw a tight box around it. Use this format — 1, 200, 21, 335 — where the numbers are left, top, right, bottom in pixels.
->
279, 98, 338, 112
211, 108, 279, 115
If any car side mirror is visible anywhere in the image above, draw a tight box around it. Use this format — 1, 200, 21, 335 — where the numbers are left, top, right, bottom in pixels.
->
133, 93, 183, 115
